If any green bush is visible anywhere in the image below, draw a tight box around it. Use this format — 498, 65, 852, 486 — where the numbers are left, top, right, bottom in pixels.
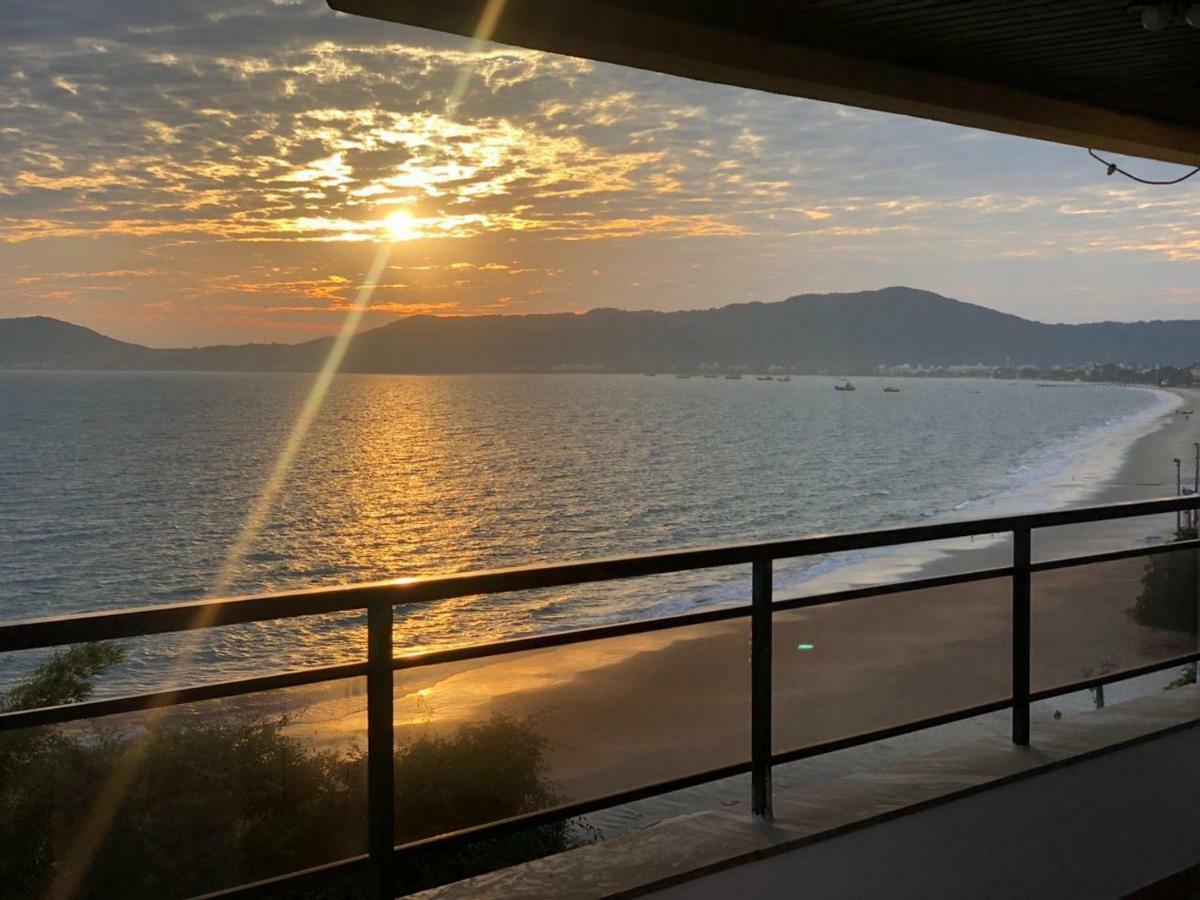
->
0, 646, 586, 898
1132, 546, 1200, 636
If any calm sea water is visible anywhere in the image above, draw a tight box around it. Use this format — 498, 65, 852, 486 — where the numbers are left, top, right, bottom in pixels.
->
0, 372, 1172, 694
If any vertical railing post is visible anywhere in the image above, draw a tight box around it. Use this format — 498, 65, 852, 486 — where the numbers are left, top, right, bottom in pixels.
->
367, 598, 395, 899
1012, 525, 1031, 746
751, 556, 773, 818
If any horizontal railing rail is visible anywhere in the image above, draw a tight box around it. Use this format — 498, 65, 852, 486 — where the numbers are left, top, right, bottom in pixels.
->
4, 494, 1198, 654
2, 492, 1199, 899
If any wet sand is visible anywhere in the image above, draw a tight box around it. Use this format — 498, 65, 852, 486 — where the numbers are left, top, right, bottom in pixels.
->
268, 387, 1200, 813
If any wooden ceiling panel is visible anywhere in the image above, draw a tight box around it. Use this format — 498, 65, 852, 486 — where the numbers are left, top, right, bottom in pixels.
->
329, 0, 1200, 165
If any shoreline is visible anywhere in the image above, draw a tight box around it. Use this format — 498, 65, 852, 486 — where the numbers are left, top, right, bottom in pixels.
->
258, 387, 1200, 795
773, 383, 1183, 598
45, 382, 1200, 835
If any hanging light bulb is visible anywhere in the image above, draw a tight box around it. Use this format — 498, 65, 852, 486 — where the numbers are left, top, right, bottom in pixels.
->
1185, 3, 1200, 26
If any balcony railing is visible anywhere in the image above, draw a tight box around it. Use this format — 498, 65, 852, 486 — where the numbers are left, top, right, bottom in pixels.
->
2, 495, 1200, 898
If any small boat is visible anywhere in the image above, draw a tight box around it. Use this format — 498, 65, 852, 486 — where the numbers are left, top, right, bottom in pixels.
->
777, 375, 791, 382
675, 373, 691, 379
643, 372, 656, 377
703, 374, 719, 379
756, 375, 774, 382
883, 386, 900, 393
724, 374, 742, 380
834, 381, 856, 392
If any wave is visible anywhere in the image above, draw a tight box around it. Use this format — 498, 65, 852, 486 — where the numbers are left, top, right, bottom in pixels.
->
606, 385, 1183, 622
763, 385, 1182, 598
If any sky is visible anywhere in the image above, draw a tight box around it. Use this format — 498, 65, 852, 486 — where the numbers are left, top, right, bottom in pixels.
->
2, 0, 1198, 347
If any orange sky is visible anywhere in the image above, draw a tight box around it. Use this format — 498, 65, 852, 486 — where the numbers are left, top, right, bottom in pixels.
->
3, 0, 1199, 346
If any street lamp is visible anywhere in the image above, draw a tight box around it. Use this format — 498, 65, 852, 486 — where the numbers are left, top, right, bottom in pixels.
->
1175, 457, 1182, 533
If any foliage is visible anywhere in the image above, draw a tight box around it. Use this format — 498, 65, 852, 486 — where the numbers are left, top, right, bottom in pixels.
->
0, 645, 586, 899
0, 643, 124, 713
1132, 546, 1199, 636
1165, 666, 1197, 691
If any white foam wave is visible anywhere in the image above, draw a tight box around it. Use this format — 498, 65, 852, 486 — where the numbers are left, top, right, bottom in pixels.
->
629, 386, 1182, 614
769, 386, 1182, 595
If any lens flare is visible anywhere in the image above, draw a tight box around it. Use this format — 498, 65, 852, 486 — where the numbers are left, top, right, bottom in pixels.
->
382, 209, 420, 242
47, 243, 395, 899
444, 0, 509, 119
51, 0, 512, 890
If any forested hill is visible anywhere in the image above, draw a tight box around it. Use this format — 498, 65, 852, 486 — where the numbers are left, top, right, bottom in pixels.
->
5, 287, 1200, 373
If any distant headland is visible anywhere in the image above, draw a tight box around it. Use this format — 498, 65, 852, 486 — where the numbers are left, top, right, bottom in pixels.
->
4, 287, 1200, 380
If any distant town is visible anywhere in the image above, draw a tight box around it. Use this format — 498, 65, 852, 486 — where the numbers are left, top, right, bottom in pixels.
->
872, 362, 1200, 387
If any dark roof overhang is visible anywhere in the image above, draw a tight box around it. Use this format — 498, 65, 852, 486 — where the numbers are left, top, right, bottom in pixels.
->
328, 0, 1200, 166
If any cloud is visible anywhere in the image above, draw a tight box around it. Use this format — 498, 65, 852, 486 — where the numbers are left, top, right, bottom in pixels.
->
2, 0, 1197, 342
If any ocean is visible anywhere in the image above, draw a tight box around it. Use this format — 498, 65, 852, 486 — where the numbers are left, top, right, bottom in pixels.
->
0, 371, 1176, 696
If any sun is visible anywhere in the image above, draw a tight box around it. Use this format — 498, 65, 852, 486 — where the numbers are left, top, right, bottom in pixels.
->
382, 210, 420, 242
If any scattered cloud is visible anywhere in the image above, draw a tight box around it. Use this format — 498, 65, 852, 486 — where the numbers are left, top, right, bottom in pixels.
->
2, 0, 1197, 344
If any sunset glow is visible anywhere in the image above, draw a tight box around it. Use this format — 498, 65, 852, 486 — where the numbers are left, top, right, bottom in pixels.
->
2, 0, 1198, 347
382, 210, 422, 242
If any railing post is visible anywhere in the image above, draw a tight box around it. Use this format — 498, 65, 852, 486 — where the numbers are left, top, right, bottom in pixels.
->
367, 598, 395, 899
1012, 526, 1031, 746
751, 556, 773, 818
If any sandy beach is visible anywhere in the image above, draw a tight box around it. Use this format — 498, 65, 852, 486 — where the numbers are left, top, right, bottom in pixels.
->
96, 384, 1199, 846
227, 386, 1200, 828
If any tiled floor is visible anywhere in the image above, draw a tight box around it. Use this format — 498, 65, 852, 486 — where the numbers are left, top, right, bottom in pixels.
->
411, 686, 1200, 899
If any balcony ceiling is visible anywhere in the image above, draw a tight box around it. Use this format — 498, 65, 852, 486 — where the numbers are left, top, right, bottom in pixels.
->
328, 0, 1200, 166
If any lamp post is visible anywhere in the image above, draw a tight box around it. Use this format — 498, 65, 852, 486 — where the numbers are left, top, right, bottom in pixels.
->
1192, 442, 1198, 531
1175, 458, 1183, 534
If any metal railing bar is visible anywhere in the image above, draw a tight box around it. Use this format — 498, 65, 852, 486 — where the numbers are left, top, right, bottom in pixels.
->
367, 599, 395, 899
190, 654, 1200, 900
750, 556, 773, 818
0, 566, 1023, 731
0, 588, 384, 654
772, 565, 1014, 613
1029, 650, 1200, 703
0, 612, 757, 734
389, 760, 755, 863
1030, 538, 1200, 574
193, 854, 367, 899
8, 490, 1200, 900
1012, 526, 1032, 745
5, 494, 1198, 654
1021, 495, 1197, 528
770, 697, 1015, 767
0, 567, 1014, 733
391, 602, 753, 671
392, 697, 1019, 863
0, 544, 1191, 733
0, 660, 368, 733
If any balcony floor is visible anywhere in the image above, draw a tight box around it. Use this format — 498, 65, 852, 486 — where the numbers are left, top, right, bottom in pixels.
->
412, 684, 1200, 899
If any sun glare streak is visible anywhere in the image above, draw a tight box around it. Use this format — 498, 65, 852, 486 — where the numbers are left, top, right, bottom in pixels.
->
53, 0, 510, 890
210, 241, 393, 596
444, 0, 509, 119
46, 241, 394, 900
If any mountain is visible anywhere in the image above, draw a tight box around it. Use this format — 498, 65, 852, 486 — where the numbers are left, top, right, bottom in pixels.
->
0, 316, 159, 370
4, 288, 1200, 373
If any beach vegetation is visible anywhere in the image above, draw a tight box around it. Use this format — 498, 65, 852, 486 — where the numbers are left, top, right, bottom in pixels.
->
1133, 545, 1199, 637
0, 644, 587, 898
